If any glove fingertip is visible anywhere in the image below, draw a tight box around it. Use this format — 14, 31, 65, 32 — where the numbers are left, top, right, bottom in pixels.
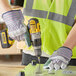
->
43, 66, 49, 69
54, 64, 60, 71
61, 63, 67, 69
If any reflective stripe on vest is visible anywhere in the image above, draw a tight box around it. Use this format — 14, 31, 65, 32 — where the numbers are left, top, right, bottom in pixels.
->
23, 0, 76, 26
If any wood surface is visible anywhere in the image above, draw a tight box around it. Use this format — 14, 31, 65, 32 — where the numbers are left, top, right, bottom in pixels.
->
0, 64, 25, 76
0, 41, 21, 55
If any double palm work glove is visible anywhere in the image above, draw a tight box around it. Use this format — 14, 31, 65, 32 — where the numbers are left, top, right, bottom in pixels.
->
2, 10, 27, 41
43, 46, 72, 71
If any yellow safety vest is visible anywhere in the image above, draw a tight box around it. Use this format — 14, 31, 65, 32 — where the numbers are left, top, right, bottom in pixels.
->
23, 0, 76, 58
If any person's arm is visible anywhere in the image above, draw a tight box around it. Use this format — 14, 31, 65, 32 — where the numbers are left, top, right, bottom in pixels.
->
0, 0, 28, 41
0, 0, 12, 14
44, 23, 76, 71
63, 23, 76, 50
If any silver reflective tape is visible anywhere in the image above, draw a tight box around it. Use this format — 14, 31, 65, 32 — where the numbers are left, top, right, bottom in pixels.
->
48, 12, 75, 26
23, 9, 48, 18
23, 0, 76, 26
26, 0, 33, 9
67, 0, 76, 18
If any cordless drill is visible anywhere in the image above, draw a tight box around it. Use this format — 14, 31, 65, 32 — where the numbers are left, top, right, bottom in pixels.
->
28, 18, 42, 63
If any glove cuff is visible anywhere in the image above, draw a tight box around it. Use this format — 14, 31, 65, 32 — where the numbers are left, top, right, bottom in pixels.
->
2, 10, 24, 27
2, 10, 23, 20
61, 46, 72, 51
51, 46, 72, 61
2, 10, 21, 16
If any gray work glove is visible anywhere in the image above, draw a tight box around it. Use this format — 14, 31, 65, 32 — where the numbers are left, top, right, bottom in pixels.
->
43, 46, 72, 71
2, 10, 27, 41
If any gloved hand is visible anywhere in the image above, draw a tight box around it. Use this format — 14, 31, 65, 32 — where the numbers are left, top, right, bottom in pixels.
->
2, 10, 27, 41
43, 46, 72, 71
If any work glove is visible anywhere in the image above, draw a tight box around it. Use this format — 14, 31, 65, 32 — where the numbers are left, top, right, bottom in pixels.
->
43, 46, 72, 71
2, 10, 27, 41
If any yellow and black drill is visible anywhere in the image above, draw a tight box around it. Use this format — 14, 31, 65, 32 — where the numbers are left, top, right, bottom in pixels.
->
28, 18, 42, 63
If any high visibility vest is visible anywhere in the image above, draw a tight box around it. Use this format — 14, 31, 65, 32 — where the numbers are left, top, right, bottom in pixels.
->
23, 0, 76, 58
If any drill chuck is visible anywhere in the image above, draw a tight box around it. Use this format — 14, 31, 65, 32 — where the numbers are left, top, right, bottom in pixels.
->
31, 32, 42, 57
34, 49, 41, 57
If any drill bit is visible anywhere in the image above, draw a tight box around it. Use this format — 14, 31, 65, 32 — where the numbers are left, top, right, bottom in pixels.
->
38, 57, 40, 64
38, 57, 41, 72
35, 57, 42, 75
38, 57, 40, 71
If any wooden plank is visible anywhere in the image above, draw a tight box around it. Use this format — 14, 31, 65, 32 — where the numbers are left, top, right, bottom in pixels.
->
0, 41, 21, 55
0, 65, 25, 76
0, 64, 25, 68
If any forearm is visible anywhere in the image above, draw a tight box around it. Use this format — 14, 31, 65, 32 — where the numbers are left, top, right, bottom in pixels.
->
0, 0, 12, 14
63, 23, 76, 50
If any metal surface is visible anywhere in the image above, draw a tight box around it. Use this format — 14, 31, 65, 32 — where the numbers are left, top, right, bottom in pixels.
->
23, 64, 76, 76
